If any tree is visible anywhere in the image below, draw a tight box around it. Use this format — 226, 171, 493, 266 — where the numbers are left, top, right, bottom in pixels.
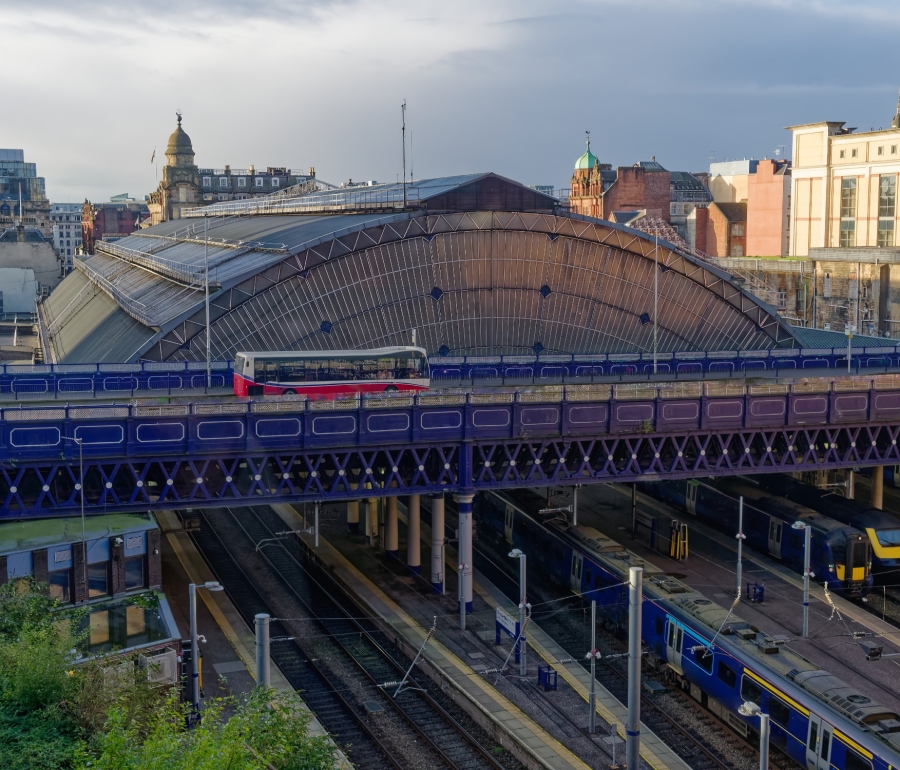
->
83, 687, 336, 770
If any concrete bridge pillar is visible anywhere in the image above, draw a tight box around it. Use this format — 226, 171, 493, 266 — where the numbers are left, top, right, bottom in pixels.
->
407, 494, 421, 574
455, 492, 474, 614
872, 466, 884, 510
430, 494, 445, 593
385, 496, 399, 557
365, 498, 378, 546
347, 500, 360, 533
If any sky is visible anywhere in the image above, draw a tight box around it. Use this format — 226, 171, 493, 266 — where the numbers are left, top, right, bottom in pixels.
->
3, 0, 900, 203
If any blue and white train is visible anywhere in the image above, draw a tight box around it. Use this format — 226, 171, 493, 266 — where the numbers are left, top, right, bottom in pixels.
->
476, 489, 900, 770
639, 478, 873, 597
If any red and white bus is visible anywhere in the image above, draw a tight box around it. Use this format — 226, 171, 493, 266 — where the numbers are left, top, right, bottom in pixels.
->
233, 347, 430, 398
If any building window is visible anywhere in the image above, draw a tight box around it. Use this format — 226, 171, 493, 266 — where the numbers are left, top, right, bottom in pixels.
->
851, 148, 858, 158
893, 145, 898, 155
730, 223, 744, 236
124, 558, 144, 591
49, 569, 72, 603
88, 563, 109, 598
237, 177, 246, 188
878, 146, 884, 156
271, 178, 280, 187
878, 175, 896, 247
839, 150, 845, 159
730, 244, 744, 257
824, 273, 832, 298
219, 177, 228, 186
840, 178, 857, 247
202, 177, 211, 187
255, 177, 264, 187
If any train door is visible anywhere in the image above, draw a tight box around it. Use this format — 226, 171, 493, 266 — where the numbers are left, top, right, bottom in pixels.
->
767, 518, 783, 557
504, 505, 514, 544
570, 552, 584, 593
805, 715, 833, 770
665, 620, 684, 674
685, 481, 699, 515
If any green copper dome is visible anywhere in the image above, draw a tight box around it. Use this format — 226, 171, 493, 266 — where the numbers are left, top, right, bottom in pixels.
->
575, 134, 597, 170
166, 112, 194, 155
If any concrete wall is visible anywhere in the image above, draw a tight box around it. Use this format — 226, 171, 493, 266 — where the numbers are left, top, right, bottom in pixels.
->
0, 268, 37, 313
747, 160, 790, 256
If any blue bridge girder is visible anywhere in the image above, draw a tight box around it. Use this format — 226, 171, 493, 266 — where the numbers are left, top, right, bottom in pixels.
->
2, 377, 900, 518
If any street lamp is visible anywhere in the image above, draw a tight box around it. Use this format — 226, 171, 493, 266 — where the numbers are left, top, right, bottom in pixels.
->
508, 548, 527, 677
791, 521, 813, 637
189, 581, 224, 715
738, 701, 770, 770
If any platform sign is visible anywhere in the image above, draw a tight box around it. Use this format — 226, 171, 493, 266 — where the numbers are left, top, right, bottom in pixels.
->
495, 606, 521, 663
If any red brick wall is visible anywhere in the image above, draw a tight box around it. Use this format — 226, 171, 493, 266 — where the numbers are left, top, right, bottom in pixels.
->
603, 168, 671, 221
706, 206, 730, 257
694, 207, 709, 253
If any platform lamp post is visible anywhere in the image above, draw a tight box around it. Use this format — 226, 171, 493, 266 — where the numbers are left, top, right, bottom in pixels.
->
792, 521, 813, 638
738, 701, 770, 770
189, 581, 224, 717
204, 214, 211, 391
509, 548, 527, 677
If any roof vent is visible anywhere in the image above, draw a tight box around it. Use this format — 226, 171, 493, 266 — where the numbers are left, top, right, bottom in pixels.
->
430, 286, 443, 301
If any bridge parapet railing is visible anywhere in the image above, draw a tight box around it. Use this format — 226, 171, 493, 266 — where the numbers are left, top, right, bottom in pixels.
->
250, 399, 307, 413
614, 385, 659, 401
565, 385, 612, 402
748, 384, 790, 395
791, 380, 832, 393
192, 402, 249, 415
417, 392, 467, 406
658, 382, 702, 399
874, 374, 900, 390
68, 406, 130, 419
133, 405, 190, 417
704, 382, 747, 397
309, 397, 360, 411
364, 395, 415, 409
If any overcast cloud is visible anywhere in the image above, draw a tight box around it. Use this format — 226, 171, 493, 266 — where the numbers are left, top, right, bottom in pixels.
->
3, 0, 898, 202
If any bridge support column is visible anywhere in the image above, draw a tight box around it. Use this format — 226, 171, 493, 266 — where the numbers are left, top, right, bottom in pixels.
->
455, 492, 474, 615
872, 466, 884, 510
430, 494, 445, 594
347, 500, 360, 534
386, 497, 399, 557
407, 495, 421, 575
365, 498, 378, 546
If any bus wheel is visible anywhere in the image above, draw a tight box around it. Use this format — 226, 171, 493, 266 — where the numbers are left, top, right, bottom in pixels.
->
283, 388, 297, 396
385, 385, 399, 392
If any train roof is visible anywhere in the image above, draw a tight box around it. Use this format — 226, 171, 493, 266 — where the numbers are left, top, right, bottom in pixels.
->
488, 489, 900, 756
706, 478, 861, 537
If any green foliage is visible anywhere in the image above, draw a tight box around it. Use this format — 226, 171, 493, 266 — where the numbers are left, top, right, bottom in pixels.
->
83, 687, 336, 770
0, 580, 335, 770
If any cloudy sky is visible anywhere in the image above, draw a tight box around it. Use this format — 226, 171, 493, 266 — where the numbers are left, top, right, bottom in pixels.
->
3, 0, 899, 203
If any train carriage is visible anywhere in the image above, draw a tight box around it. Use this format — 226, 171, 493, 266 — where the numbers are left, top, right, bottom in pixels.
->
476, 489, 900, 770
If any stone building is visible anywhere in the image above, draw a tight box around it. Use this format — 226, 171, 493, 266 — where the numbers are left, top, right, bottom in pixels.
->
50, 203, 82, 273
788, 92, 900, 256
147, 113, 315, 225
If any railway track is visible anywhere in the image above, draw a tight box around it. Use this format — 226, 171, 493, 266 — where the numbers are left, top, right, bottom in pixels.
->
457, 498, 789, 770
194, 505, 516, 770
189, 511, 402, 770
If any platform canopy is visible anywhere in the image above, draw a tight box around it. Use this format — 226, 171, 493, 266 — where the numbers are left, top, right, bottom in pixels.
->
39, 173, 797, 363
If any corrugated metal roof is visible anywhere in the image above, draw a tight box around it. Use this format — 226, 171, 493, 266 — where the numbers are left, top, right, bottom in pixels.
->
790, 325, 898, 349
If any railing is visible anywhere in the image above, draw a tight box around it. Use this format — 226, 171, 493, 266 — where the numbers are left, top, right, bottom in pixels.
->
96, 241, 213, 287
75, 259, 156, 327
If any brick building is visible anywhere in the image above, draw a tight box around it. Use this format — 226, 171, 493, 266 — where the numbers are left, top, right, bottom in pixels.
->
746, 159, 791, 256
569, 137, 671, 222
81, 199, 149, 255
695, 202, 747, 257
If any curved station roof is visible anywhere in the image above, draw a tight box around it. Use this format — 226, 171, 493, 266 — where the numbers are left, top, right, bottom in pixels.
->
39, 173, 798, 363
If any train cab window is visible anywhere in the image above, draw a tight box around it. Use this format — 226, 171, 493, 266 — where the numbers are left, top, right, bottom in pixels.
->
741, 677, 762, 705
717, 661, 736, 689
845, 749, 872, 770
768, 696, 790, 727
656, 617, 664, 636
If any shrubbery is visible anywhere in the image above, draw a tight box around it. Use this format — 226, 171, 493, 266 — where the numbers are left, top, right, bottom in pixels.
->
0, 579, 335, 770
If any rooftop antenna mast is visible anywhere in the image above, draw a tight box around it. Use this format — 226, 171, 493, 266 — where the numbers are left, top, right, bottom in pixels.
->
402, 100, 407, 208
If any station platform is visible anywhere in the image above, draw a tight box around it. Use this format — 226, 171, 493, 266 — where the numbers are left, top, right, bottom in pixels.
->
572, 483, 900, 715
272, 502, 689, 770
154, 510, 352, 769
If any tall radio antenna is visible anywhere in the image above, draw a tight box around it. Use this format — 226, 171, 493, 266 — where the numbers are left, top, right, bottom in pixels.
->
401, 100, 407, 208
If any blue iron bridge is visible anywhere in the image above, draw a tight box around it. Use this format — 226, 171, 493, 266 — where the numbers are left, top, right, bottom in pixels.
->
4, 346, 900, 401
3, 376, 900, 518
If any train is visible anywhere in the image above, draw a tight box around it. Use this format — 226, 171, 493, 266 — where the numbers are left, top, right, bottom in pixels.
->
749, 476, 900, 575
638, 478, 873, 597
475, 488, 900, 770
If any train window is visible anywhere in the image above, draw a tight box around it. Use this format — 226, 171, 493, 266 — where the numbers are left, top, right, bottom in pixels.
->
820, 731, 830, 764
741, 677, 762, 705
844, 749, 871, 770
808, 721, 818, 751
768, 696, 790, 727
717, 661, 736, 688
656, 617, 664, 636
695, 647, 713, 673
